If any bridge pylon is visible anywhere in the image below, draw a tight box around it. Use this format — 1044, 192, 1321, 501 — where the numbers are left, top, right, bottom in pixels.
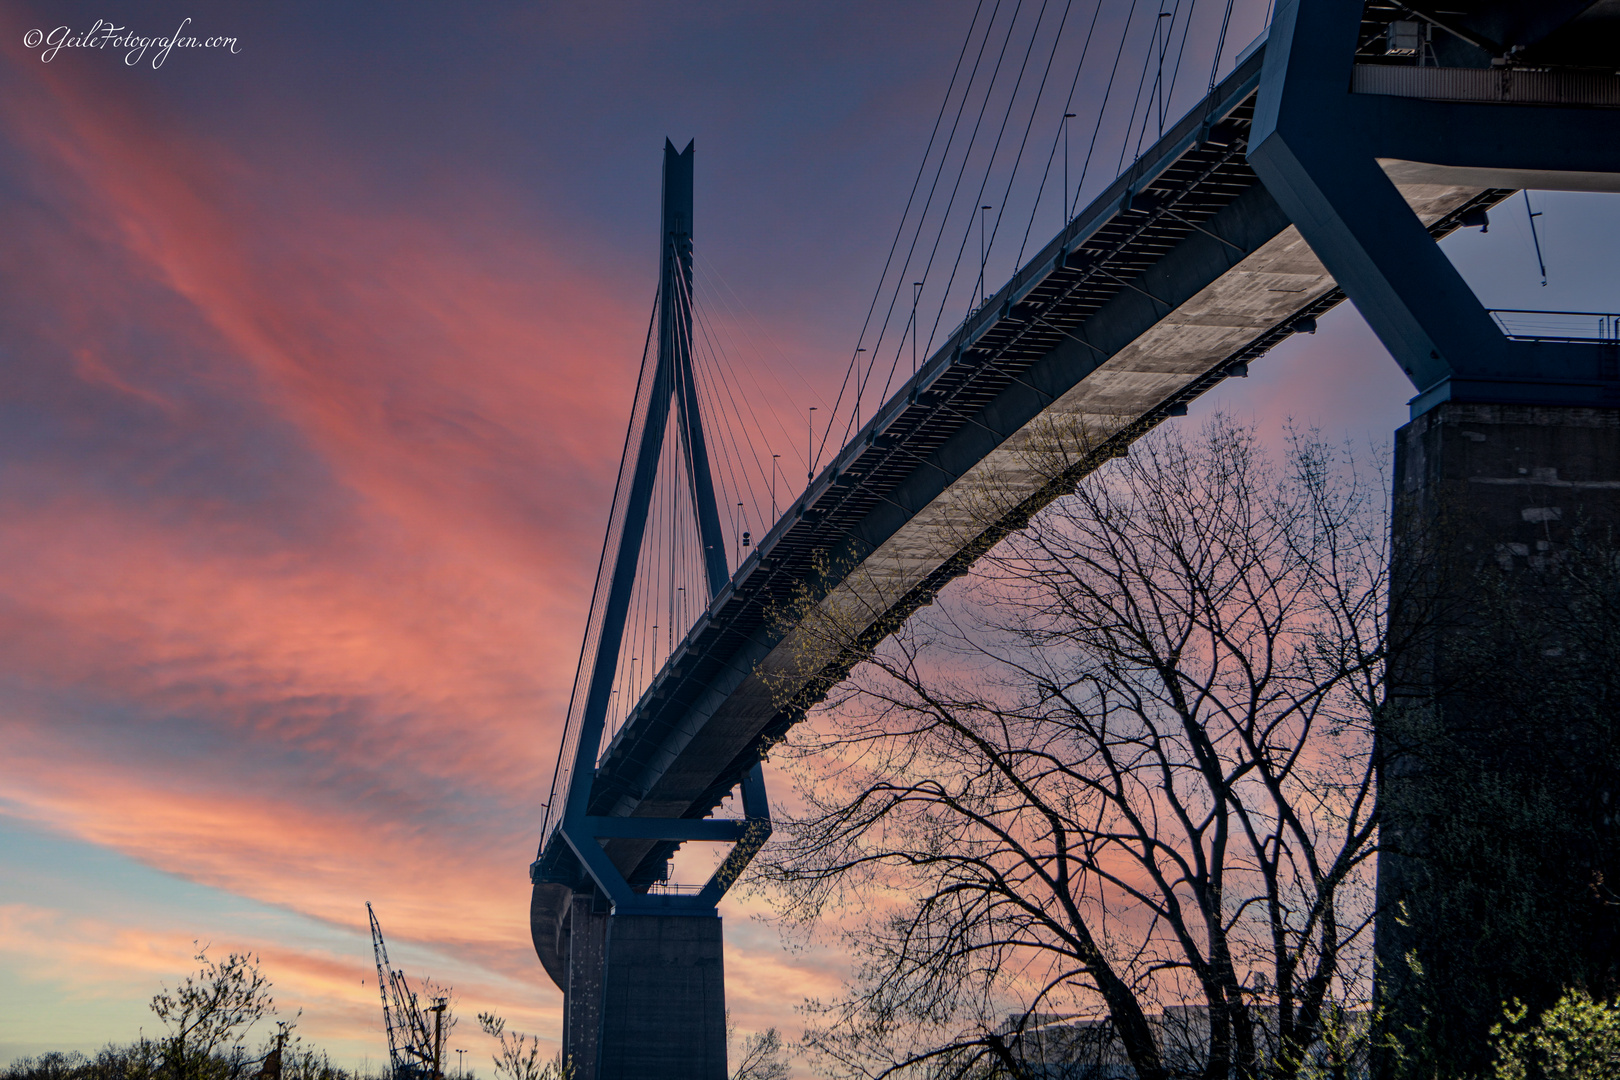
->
530, 139, 770, 1080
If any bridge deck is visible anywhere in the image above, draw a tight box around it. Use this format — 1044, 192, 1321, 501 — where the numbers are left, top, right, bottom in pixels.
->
531, 44, 1509, 987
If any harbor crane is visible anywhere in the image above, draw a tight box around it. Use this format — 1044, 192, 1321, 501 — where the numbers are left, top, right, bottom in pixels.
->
367, 902, 448, 1080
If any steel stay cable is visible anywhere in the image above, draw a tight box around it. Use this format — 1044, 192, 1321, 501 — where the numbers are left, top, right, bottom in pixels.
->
620, 384, 666, 743
875, 0, 1018, 386
1072, 0, 1142, 220
1164, 0, 1198, 125
677, 253, 774, 531
645, 426, 670, 718
687, 280, 783, 509
1206, 0, 1237, 94
678, 286, 744, 496
541, 285, 660, 837
641, 444, 663, 697
689, 323, 769, 550
664, 241, 751, 612
944, 0, 1052, 340
682, 349, 744, 565
631, 428, 665, 710
662, 420, 672, 673
912, 0, 1035, 366
694, 256, 822, 475
616, 420, 666, 750
696, 255, 826, 407
863, 0, 1048, 441
818, 0, 994, 476
687, 313, 775, 505
1120, 3, 1168, 173
1155, 0, 1186, 138
1128, 0, 1195, 162
693, 339, 771, 537
677, 258, 780, 595
980, 0, 1066, 271
638, 498, 654, 698
1016, 0, 1110, 266
871, 0, 1025, 394
687, 341, 756, 544
824, 0, 1012, 469
669, 277, 714, 611
873, 0, 1076, 412
618, 486, 647, 737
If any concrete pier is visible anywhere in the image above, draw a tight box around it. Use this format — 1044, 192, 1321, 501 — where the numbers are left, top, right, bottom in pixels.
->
1380, 402, 1620, 1074
558, 900, 728, 1080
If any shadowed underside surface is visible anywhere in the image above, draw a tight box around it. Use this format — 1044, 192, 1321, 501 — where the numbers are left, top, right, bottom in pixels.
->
529, 44, 1506, 988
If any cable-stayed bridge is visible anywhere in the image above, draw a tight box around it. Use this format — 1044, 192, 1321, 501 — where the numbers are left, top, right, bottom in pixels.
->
527, 3, 1620, 1076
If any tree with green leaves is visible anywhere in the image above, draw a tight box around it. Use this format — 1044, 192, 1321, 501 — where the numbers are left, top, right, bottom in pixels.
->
1489, 989, 1620, 1080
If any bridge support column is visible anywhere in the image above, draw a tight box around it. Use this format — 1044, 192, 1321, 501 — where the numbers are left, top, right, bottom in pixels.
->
561, 901, 727, 1080
1380, 401, 1620, 1074
584, 912, 726, 1080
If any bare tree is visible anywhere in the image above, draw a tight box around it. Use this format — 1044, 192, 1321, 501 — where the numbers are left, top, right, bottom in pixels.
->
150, 946, 276, 1080
753, 418, 1388, 1080
475, 1014, 568, 1080
727, 1014, 790, 1080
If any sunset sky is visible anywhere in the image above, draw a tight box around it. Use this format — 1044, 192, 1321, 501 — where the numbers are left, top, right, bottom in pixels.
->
1, 1, 1615, 1075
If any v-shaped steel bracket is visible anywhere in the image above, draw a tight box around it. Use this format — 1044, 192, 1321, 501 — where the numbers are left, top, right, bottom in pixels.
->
1249, 0, 1620, 417
561, 762, 772, 915
547, 139, 769, 916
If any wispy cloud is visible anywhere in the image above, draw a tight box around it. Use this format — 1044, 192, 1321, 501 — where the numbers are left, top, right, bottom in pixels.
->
0, 18, 669, 1054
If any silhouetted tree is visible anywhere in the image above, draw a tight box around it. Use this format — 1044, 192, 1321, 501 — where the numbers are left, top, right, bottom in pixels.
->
475, 1015, 567, 1080
150, 946, 275, 1080
726, 1013, 789, 1080
756, 418, 1389, 1079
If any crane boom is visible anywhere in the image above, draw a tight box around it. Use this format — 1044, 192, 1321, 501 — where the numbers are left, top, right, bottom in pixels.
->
366, 902, 440, 1080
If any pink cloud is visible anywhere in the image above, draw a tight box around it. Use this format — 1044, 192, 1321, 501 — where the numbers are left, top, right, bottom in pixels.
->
0, 22, 890, 1071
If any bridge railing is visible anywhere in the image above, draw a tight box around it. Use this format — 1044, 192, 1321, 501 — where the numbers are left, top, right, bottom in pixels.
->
1490, 309, 1620, 343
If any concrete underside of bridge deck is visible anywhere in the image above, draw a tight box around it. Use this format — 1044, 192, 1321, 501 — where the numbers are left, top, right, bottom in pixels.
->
1379, 402, 1620, 1075
529, 174, 1493, 994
